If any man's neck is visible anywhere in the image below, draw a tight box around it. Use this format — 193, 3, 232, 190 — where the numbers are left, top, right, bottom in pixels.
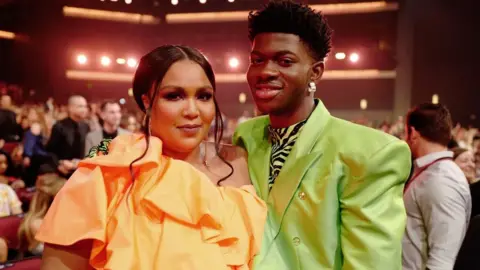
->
415, 142, 448, 160
269, 98, 315, 129
103, 124, 117, 134
69, 115, 80, 123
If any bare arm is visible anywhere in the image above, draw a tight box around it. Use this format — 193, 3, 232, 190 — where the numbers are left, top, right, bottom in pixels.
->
41, 240, 93, 270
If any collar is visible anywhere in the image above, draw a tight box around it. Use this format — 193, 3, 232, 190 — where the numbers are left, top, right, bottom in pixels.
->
415, 150, 453, 168
268, 119, 307, 144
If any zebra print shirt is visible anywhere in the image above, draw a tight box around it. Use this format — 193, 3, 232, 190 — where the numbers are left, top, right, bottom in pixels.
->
268, 119, 307, 189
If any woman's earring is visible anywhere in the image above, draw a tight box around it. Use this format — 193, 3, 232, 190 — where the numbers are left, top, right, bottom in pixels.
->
308, 81, 317, 93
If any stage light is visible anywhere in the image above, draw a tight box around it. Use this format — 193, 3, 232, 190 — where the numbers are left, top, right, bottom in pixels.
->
335, 52, 346, 60
432, 94, 439, 104
228, 57, 239, 69
360, 99, 368, 110
349, 53, 359, 63
77, 54, 87, 65
171, 0, 178, 5
239, 93, 246, 104
199, 0, 206, 4
119, 98, 126, 105
101, 56, 111, 66
127, 58, 137, 68
125, 0, 132, 4
116, 58, 126, 64
228, 0, 234, 2
63, 6, 160, 24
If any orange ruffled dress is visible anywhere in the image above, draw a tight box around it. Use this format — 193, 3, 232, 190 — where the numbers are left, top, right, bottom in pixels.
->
36, 134, 267, 270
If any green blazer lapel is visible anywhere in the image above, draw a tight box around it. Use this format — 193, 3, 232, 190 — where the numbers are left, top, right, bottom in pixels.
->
268, 100, 331, 231
249, 136, 272, 201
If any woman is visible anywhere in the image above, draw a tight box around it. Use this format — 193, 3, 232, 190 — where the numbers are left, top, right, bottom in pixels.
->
0, 150, 24, 190
452, 147, 477, 183
36, 45, 266, 269
452, 147, 480, 218
23, 122, 52, 187
120, 113, 139, 133
17, 168, 66, 257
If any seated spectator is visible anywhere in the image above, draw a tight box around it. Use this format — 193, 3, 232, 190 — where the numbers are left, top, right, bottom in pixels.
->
0, 237, 6, 263
84, 100, 127, 156
0, 151, 24, 190
8, 145, 26, 181
454, 146, 480, 218
46, 95, 89, 178
23, 123, 51, 187
120, 113, 139, 133
0, 95, 21, 142
17, 164, 66, 258
452, 147, 477, 183
0, 183, 22, 218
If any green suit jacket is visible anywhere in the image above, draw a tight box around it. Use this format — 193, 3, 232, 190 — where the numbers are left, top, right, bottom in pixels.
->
233, 100, 412, 270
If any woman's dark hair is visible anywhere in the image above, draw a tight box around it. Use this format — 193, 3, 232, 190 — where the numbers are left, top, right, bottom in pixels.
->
0, 150, 15, 177
129, 45, 233, 185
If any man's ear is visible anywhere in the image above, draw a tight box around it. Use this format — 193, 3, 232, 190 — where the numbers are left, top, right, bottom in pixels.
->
310, 61, 325, 82
410, 126, 420, 141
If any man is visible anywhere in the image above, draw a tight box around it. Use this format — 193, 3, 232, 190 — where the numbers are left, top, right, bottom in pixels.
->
84, 100, 128, 156
46, 95, 89, 177
232, 1, 412, 269
403, 103, 471, 270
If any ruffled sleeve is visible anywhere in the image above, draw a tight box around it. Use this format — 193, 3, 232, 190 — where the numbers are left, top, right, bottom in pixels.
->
35, 164, 110, 251
36, 133, 267, 269
35, 134, 151, 257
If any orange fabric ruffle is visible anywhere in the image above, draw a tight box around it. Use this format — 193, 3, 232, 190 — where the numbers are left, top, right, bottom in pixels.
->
36, 134, 267, 269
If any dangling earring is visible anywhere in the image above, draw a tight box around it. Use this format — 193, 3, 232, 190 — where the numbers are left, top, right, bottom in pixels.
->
308, 81, 317, 93
202, 142, 209, 167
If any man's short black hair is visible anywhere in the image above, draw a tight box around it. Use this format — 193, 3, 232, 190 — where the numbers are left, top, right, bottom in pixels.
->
406, 103, 453, 147
248, 0, 333, 61
100, 99, 120, 112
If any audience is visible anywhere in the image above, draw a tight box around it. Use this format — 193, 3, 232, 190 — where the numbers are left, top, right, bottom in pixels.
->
17, 163, 66, 259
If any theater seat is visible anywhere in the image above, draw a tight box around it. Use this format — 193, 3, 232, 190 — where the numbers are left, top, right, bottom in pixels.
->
0, 214, 24, 249
1, 142, 19, 154
0, 256, 41, 269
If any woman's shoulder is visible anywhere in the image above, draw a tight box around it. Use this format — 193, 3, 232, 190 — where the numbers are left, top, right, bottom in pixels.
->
204, 142, 247, 162
204, 142, 250, 187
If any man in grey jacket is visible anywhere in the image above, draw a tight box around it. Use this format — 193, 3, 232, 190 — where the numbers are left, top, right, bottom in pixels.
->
403, 103, 471, 270
84, 100, 128, 156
